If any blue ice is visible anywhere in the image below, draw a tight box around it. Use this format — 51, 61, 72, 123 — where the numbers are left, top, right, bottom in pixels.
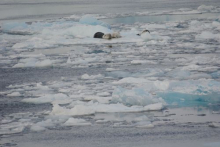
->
1, 22, 29, 33
79, 15, 111, 29
112, 87, 162, 106
157, 92, 220, 107
211, 71, 220, 79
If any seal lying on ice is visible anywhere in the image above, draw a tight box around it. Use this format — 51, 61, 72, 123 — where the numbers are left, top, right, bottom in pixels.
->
93, 32, 121, 40
137, 30, 150, 36
94, 32, 112, 39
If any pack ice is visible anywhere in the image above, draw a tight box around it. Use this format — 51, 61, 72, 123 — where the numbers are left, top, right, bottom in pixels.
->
1, 5, 220, 135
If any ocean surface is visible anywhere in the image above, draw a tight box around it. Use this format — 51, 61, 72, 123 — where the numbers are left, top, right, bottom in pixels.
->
0, 0, 220, 147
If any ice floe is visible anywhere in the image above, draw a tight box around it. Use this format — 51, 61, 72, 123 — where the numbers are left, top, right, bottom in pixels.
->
63, 118, 91, 126
51, 102, 164, 116
79, 14, 111, 29
13, 57, 53, 68
112, 87, 165, 106
22, 93, 71, 104
196, 31, 220, 40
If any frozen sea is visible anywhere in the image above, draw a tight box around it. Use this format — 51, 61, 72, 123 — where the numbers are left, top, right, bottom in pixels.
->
0, 0, 220, 147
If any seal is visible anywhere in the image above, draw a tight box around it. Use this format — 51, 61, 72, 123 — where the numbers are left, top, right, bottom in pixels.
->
137, 30, 150, 36
94, 32, 112, 39
111, 32, 121, 38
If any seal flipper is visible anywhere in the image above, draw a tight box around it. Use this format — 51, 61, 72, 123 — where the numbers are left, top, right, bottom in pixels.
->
94, 32, 104, 38
137, 30, 150, 36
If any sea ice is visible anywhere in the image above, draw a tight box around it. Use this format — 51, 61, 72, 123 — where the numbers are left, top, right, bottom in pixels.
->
211, 71, 220, 79
13, 57, 53, 68
131, 60, 156, 65
79, 15, 111, 29
51, 101, 164, 117
197, 5, 219, 13
112, 87, 164, 106
30, 125, 46, 132
63, 118, 91, 126
209, 122, 220, 128
1, 22, 34, 35
81, 74, 104, 80
1, 4, 220, 133
22, 93, 71, 104
7, 92, 21, 97
0, 121, 30, 135
113, 77, 149, 85
196, 31, 220, 40
141, 32, 170, 43
83, 95, 111, 103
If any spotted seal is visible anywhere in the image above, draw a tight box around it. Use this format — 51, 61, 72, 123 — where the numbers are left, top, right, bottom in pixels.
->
94, 32, 112, 39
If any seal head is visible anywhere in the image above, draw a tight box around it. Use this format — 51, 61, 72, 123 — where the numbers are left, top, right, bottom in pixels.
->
94, 32, 104, 38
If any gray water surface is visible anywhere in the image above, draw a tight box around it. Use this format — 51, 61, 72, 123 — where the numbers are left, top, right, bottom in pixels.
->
1, 0, 220, 22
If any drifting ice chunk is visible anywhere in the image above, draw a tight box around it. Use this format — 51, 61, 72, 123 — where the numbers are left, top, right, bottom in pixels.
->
81, 74, 104, 80
0, 126, 25, 135
106, 68, 118, 71
7, 92, 21, 97
113, 77, 149, 84
209, 122, 220, 128
13, 57, 53, 68
112, 87, 165, 106
67, 57, 71, 64
51, 103, 96, 116
1, 22, 32, 35
84, 95, 111, 103
131, 60, 156, 65
51, 101, 164, 116
30, 125, 46, 132
136, 123, 154, 128
2, 22, 52, 35
196, 31, 220, 40
211, 71, 220, 79
22, 93, 71, 104
144, 103, 164, 111
157, 80, 220, 107
182, 64, 200, 71
197, 5, 218, 12
79, 15, 111, 29
63, 118, 91, 126
168, 70, 191, 80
